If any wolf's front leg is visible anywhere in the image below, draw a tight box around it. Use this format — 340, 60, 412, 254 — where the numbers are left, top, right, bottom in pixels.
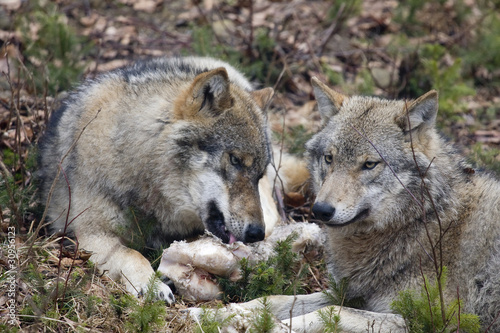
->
76, 231, 175, 304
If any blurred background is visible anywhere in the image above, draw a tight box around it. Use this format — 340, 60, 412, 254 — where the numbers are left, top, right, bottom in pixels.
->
2, 0, 500, 170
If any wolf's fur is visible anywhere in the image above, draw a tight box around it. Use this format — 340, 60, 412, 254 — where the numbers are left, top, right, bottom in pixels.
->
304, 77, 500, 329
38, 56, 275, 303
225, 79, 499, 332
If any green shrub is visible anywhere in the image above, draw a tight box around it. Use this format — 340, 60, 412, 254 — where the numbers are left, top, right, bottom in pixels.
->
189, 25, 282, 87
16, 1, 92, 94
418, 44, 475, 119
218, 232, 308, 302
400, 43, 474, 123
273, 125, 314, 157
470, 144, 500, 176
391, 267, 480, 333
321, 61, 345, 88
325, 0, 362, 31
462, 11, 500, 87
394, 0, 472, 37
317, 306, 341, 333
18, 260, 102, 329
248, 297, 276, 333
1, 148, 38, 228
195, 304, 235, 333
323, 276, 364, 309
355, 68, 376, 95
110, 274, 166, 333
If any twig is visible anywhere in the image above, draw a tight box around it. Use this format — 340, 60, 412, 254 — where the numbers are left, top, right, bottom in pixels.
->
485, 310, 500, 333
419, 256, 435, 332
17, 315, 91, 331
456, 286, 461, 332
289, 293, 297, 333
61, 239, 80, 302
247, 0, 254, 59
54, 166, 73, 309
293, 11, 322, 73
1, 54, 29, 228
56, 165, 88, 305
348, 124, 424, 209
27, 109, 101, 253
121, 271, 140, 295
404, 100, 447, 323
0, 160, 22, 225
317, 3, 345, 57
350, 98, 453, 326
270, 101, 288, 222
307, 265, 322, 290
267, 62, 290, 222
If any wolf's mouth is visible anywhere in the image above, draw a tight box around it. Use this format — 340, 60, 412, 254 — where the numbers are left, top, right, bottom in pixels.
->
330, 208, 370, 227
206, 201, 237, 244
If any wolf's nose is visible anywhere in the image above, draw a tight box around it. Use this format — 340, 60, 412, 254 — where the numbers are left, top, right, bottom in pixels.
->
312, 202, 335, 221
245, 224, 265, 243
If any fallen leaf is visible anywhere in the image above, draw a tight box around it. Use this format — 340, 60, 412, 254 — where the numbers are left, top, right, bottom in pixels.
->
284, 191, 306, 207
133, 0, 158, 13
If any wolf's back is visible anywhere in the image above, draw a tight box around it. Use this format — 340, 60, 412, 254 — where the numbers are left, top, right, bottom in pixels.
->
117, 57, 253, 90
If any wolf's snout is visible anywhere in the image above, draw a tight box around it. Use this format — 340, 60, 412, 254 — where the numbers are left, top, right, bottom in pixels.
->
244, 224, 265, 243
312, 202, 335, 221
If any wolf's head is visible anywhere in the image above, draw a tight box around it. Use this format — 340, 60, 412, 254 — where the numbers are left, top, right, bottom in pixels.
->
170, 67, 273, 244
307, 77, 442, 231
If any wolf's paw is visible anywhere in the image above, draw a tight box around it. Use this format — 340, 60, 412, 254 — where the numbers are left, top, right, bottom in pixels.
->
126, 278, 175, 305
156, 282, 176, 305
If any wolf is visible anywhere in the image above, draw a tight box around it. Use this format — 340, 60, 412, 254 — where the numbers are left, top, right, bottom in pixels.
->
38, 56, 275, 304
304, 78, 500, 330
208, 78, 500, 332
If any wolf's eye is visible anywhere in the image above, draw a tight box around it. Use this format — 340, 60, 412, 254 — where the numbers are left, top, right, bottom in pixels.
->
363, 161, 379, 170
230, 154, 240, 166
324, 154, 333, 164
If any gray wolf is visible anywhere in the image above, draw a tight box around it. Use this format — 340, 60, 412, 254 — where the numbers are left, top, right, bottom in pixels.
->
304, 77, 500, 330
202, 78, 500, 332
38, 56, 275, 303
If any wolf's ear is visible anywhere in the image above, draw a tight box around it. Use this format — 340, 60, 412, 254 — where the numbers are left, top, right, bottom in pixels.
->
176, 67, 232, 119
311, 77, 347, 122
396, 90, 438, 132
251, 87, 274, 110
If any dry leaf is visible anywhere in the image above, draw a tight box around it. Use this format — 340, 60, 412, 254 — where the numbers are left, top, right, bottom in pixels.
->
133, 0, 158, 13
284, 191, 306, 207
